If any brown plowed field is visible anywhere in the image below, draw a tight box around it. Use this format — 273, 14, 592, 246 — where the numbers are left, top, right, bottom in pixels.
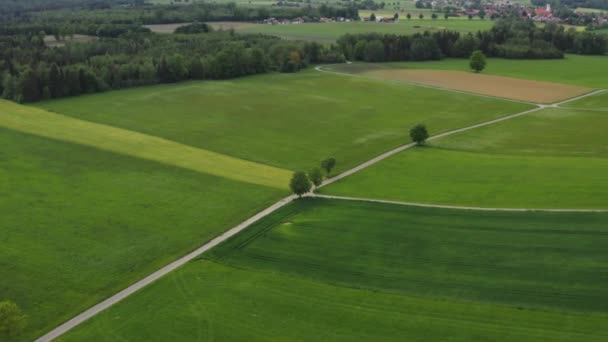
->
364, 69, 592, 104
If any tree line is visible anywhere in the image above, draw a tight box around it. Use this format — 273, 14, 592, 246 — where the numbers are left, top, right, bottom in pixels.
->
337, 16, 607, 62
0, 31, 345, 103
1, 2, 358, 37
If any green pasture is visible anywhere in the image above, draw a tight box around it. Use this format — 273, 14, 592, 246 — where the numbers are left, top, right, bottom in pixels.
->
238, 19, 493, 42
0, 100, 291, 189
563, 90, 608, 110
37, 70, 530, 174
323, 108, 608, 208
376, 54, 608, 88
62, 199, 608, 341
0, 128, 283, 341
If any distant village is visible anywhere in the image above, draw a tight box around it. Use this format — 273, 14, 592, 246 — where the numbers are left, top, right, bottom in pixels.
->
262, 0, 607, 26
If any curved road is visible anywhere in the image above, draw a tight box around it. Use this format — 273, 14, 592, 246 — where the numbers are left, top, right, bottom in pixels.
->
36, 69, 607, 341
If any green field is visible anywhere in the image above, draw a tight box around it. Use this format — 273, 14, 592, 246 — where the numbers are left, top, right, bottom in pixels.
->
323, 107, 608, 208
62, 199, 608, 341
37, 70, 531, 174
237, 19, 493, 42
377, 55, 608, 88
0, 127, 284, 340
563, 90, 608, 110
0, 100, 291, 189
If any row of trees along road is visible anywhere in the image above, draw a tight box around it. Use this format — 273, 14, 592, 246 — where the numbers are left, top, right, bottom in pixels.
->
290, 158, 336, 197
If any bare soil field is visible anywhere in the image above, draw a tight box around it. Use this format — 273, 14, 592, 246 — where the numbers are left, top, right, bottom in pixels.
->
208, 21, 259, 31
146, 22, 258, 33
144, 23, 189, 33
364, 69, 592, 103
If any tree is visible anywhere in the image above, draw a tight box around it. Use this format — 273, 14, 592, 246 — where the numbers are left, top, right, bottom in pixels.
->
479, 8, 486, 20
309, 167, 323, 187
370, 13, 376, 21
2, 74, 16, 100
431, 13, 437, 20
394, 13, 399, 20
290, 171, 312, 197
409, 124, 429, 145
406, 13, 411, 19
189, 58, 205, 79
0, 300, 27, 338
469, 50, 486, 73
444, 13, 449, 20
468, 14, 473, 20
364, 39, 385, 62
419, 13, 424, 19
321, 158, 336, 176
49, 64, 62, 98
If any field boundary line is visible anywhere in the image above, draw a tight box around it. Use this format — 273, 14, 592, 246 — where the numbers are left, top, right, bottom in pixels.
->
310, 194, 608, 213
555, 106, 608, 112
35, 195, 297, 342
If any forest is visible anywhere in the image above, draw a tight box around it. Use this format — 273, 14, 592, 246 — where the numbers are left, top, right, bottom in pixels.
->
337, 17, 607, 62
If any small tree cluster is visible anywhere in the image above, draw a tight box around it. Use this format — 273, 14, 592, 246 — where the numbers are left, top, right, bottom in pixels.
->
289, 159, 337, 197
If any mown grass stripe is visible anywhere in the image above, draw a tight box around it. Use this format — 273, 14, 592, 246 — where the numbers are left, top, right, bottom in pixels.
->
0, 100, 291, 189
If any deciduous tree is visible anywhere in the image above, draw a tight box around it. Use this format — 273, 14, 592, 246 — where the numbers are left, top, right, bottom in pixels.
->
309, 168, 323, 187
410, 124, 429, 145
469, 50, 487, 73
290, 172, 312, 197
321, 158, 336, 176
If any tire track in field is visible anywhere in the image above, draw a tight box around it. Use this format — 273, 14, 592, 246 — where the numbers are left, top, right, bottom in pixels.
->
310, 194, 608, 213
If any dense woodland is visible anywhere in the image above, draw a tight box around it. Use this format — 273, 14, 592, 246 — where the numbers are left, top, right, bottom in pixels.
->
0, 30, 345, 103
338, 17, 607, 62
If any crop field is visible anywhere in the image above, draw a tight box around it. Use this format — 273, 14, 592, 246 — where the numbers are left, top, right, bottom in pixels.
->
370, 54, 608, 88
328, 66, 591, 103
61, 199, 608, 341
0, 126, 284, 340
323, 107, 608, 208
37, 70, 531, 174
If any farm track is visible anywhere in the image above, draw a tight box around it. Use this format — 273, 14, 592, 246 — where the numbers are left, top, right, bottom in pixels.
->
310, 194, 608, 213
36, 67, 607, 341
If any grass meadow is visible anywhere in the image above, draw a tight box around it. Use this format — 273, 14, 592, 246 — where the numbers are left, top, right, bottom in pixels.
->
37, 70, 531, 174
0, 128, 284, 340
323, 107, 608, 208
61, 199, 608, 341
0, 100, 291, 189
563, 90, 608, 110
